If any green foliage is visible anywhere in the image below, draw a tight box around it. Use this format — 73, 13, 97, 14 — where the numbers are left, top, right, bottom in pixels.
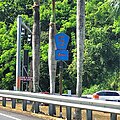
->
109, 0, 120, 18
83, 85, 100, 95
40, 31, 49, 61
0, 21, 16, 89
0, 0, 119, 93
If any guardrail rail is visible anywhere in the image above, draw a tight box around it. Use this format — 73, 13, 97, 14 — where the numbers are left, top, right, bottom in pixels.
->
0, 90, 119, 120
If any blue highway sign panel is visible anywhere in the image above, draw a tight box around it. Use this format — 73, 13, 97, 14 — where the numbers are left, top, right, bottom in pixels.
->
54, 33, 70, 50
55, 50, 69, 61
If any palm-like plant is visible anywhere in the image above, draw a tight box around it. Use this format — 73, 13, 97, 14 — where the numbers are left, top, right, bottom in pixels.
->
75, 0, 85, 119
32, 0, 40, 93
48, 0, 57, 116
109, 0, 120, 17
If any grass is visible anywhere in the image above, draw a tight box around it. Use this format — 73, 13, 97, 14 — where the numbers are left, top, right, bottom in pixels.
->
0, 101, 120, 120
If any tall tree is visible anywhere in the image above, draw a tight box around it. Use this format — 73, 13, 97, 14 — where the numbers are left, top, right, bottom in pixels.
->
32, 0, 40, 93
75, 0, 85, 119
48, 0, 56, 96
48, 0, 57, 115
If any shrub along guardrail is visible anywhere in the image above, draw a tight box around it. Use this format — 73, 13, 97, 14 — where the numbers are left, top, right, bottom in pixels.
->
0, 90, 119, 120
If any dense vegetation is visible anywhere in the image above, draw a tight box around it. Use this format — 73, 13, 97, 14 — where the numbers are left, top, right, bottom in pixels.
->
0, 0, 119, 94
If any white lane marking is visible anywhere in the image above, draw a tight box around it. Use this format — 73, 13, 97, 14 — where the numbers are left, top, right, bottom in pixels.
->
0, 112, 22, 120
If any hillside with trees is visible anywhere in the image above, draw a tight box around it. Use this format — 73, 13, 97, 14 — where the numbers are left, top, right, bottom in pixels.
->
0, 0, 119, 94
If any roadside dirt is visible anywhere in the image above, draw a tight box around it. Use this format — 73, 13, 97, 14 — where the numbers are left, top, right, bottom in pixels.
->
0, 101, 120, 120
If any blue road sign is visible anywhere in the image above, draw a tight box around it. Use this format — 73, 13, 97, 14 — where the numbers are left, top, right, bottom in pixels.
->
55, 50, 69, 61
54, 33, 70, 50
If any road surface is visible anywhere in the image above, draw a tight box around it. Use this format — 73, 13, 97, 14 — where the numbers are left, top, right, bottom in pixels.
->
0, 109, 44, 120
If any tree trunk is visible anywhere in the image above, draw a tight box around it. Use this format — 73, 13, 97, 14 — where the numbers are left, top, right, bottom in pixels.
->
31, 1, 40, 113
48, 0, 56, 95
48, 0, 57, 116
48, 22, 56, 94
75, 0, 85, 119
32, 1, 40, 93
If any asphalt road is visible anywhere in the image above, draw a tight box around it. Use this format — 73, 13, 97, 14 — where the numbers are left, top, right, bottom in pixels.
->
0, 109, 44, 120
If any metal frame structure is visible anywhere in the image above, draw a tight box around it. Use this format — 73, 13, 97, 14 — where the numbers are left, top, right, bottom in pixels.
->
16, 15, 32, 91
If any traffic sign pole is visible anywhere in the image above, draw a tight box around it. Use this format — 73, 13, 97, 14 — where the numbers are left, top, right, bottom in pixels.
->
59, 61, 63, 118
54, 33, 70, 118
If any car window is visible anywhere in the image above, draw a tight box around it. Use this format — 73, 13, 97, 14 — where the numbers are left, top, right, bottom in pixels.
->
105, 92, 113, 96
113, 92, 119, 96
97, 92, 105, 96
96, 91, 120, 96
98, 92, 119, 96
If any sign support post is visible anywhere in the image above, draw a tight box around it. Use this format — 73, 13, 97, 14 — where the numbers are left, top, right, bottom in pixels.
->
54, 32, 70, 118
59, 61, 63, 117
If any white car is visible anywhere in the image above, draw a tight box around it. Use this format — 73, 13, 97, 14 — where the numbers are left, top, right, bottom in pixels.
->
92, 90, 120, 102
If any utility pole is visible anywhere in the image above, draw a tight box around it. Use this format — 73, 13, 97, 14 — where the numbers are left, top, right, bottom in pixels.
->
75, 0, 85, 119
32, 0, 40, 93
48, 0, 57, 115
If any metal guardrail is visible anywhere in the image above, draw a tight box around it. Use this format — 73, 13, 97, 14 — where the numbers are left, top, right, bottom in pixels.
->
0, 90, 119, 120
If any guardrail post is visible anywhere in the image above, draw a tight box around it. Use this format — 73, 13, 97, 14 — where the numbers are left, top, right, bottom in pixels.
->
86, 109, 92, 120
66, 90, 71, 120
22, 100, 27, 111
49, 104, 56, 116
66, 106, 71, 120
35, 102, 39, 113
12, 98, 16, 109
110, 113, 117, 120
31, 102, 39, 113
2, 97, 6, 107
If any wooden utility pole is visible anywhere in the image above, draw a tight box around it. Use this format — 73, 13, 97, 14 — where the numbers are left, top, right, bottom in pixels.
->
75, 0, 85, 119
32, 0, 40, 93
